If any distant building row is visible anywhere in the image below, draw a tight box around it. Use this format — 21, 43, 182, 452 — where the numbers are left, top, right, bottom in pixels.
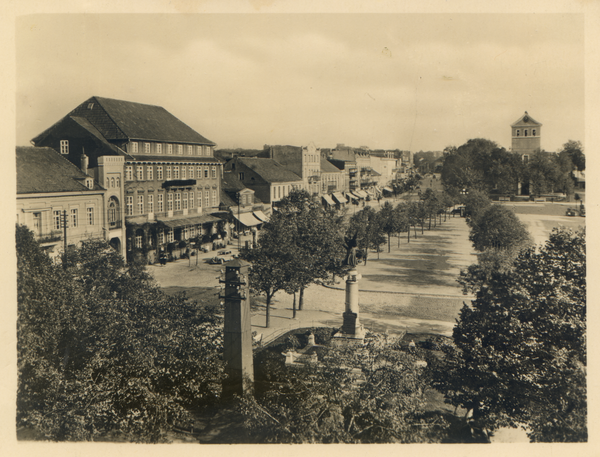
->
17, 96, 411, 263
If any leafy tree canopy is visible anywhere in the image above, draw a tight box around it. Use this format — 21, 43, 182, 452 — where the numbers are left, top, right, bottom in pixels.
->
432, 228, 586, 442
468, 205, 532, 252
17, 225, 224, 442
240, 332, 449, 443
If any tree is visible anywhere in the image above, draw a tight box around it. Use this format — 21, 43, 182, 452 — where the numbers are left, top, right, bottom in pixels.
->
524, 150, 563, 197
461, 189, 491, 226
441, 139, 500, 195
431, 228, 586, 442
560, 140, 585, 171
244, 190, 345, 320
347, 207, 386, 264
378, 201, 402, 252
242, 212, 295, 328
17, 226, 224, 442
468, 205, 532, 252
239, 331, 448, 443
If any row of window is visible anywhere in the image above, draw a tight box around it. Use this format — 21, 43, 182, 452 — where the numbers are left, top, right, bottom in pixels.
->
130, 142, 213, 157
272, 184, 293, 201
515, 129, 537, 137
135, 225, 207, 248
125, 190, 218, 216
106, 176, 121, 188
125, 165, 218, 181
50, 208, 94, 229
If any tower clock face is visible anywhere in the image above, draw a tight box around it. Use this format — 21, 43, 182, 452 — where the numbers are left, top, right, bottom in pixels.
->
523, 115, 529, 122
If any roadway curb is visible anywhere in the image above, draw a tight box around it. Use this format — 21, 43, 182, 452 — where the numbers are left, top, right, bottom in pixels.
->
320, 283, 470, 300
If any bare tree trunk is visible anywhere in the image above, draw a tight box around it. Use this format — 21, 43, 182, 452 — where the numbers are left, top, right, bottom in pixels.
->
292, 291, 297, 319
298, 287, 305, 311
266, 294, 271, 328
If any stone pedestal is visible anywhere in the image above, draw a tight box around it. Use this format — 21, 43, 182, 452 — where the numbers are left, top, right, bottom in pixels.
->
332, 268, 365, 346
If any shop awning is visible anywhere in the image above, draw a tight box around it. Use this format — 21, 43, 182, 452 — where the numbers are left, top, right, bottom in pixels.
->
253, 210, 269, 222
322, 195, 335, 205
332, 192, 348, 204
383, 186, 394, 193
355, 190, 369, 198
346, 193, 359, 200
157, 214, 222, 229
233, 212, 262, 227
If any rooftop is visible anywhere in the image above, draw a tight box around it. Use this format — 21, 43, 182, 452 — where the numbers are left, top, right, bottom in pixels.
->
33, 96, 216, 146
16, 146, 100, 194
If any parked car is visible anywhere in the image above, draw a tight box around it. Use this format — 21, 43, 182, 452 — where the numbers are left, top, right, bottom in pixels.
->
208, 256, 226, 264
218, 250, 232, 255
451, 206, 466, 216
566, 208, 577, 217
579, 207, 585, 217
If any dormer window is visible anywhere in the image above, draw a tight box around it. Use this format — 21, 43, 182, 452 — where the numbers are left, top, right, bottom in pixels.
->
60, 140, 69, 154
177, 145, 183, 155
144, 143, 150, 154
156, 143, 162, 154
167, 144, 173, 155
131, 142, 138, 153
86, 179, 93, 189
187, 145, 193, 155
88, 103, 94, 109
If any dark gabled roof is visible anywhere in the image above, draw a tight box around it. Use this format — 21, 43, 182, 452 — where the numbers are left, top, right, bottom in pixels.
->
237, 158, 302, 183
220, 189, 238, 207
33, 96, 216, 145
222, 172, 249, 192
321, 158, 342, 173
70, 116, 132, 159
511, 111, 542, 127
16, 147, 100, 194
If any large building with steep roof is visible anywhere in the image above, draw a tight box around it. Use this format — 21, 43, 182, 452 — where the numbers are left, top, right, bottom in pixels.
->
31, 96, 223, 263
16, 146, 112, 258
224, 157, 302, 205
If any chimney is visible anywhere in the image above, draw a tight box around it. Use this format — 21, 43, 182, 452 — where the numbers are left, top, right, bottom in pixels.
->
81, 149, 89, 175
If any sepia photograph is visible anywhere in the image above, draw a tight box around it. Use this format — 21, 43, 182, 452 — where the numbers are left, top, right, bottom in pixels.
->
4, 1, 598, 454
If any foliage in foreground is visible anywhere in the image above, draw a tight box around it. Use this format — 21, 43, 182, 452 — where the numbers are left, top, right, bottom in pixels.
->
432, 228, 586, 442
238, 332, 449, 443
17, 225, 224, 442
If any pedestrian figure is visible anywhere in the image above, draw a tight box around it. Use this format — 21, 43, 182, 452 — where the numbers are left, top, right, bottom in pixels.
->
408, 340, 416, 352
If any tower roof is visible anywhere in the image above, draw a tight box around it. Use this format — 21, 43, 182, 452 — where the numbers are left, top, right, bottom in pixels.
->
511, 111, 542, 127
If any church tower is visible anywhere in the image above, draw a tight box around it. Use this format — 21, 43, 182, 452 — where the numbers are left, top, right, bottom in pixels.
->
511, 111, 542, 162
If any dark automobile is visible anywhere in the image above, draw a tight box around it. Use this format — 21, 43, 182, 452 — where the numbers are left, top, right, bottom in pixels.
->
218, 250, 232, 255
566, 208, 577, 217
208, 256, 226, 264
451, 206, 466, 216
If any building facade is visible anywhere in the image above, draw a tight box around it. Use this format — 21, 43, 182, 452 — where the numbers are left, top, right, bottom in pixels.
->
16, 146, 111, 259
225, 157, 303, 206
31, 96, 223, 263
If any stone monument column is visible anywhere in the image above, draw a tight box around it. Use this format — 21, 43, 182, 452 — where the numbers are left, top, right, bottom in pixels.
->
220, 259, 254, 398
333, 268, 366, 345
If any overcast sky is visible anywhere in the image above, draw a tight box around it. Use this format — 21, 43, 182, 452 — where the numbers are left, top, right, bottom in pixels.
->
16, 13, 584, 153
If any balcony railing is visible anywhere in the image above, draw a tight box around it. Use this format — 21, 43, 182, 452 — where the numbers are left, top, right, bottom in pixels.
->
109, 220, 123, 229
36, 230, 63, 244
